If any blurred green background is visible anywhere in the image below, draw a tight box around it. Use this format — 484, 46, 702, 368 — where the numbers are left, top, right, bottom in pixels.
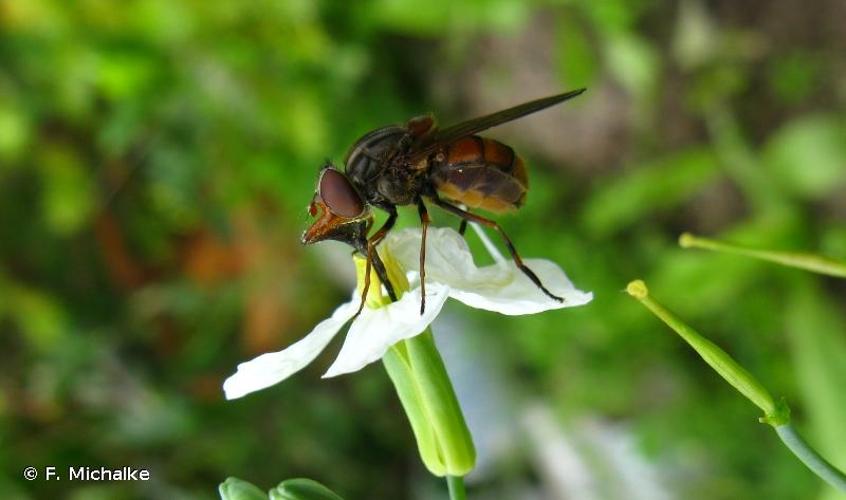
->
2, 0, 845, 499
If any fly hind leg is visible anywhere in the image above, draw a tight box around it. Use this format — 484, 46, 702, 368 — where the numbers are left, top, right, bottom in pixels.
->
430, 196, 564, 303
352, 242, 398, 320
369, 205, 398, 248
417, 199, 431, 315
353, 206, 400, 319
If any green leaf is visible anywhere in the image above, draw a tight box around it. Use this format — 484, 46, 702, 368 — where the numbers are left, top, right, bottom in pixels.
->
582, 148, 719, 236
556, 16, 598, 87
0, 103, 31, 163
10, 286, 67, 351
763, 115, 846, 199
767, 51, 822, 104
581, 0, 636, 33
219, 477, 268, 500
269, 478, 344, 500
605, 32, 658, 98
39, 145, 96, 235
95, 50, 157, 100
673, 0, 717, 69
366, 0, 527, 35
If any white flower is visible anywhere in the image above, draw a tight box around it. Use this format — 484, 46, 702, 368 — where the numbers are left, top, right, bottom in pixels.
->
223, 227, 592, 400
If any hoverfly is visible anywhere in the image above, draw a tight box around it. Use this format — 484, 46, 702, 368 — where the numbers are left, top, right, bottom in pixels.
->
302, 89, 586, 316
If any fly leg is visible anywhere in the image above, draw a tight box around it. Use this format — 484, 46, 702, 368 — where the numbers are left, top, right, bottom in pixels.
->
353, 242, 398, 320
365, 204, 399, 300
353, 245, 374, 319
370, 246, 397, 302
369, 205, 397, 247
430, 195, 564, 303
456, 203, 469, 236
353, 205, 399, 318
367, 205, 399, 302
417, 199, 431, 315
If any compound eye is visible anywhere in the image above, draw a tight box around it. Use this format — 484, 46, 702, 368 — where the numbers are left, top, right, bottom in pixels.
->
318, 168, 365, 218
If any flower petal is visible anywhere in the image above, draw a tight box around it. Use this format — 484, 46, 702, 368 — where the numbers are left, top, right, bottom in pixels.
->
385, 227, 593, 315
449, 257, 593, 314
223, 297, 358, 399
322, 283, 450, 378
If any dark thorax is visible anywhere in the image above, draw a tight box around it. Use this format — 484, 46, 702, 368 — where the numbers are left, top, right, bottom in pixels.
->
345, 119, 436, 208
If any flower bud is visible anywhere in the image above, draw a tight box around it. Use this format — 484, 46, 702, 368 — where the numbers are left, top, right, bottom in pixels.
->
219, 477, 267, 500
269, 478, 344, 500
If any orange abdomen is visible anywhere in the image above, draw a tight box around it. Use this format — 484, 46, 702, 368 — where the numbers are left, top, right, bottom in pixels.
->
431, 136, 528, 213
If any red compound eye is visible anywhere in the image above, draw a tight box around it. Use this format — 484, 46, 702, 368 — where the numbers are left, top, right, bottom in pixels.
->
318, 168, 365, 218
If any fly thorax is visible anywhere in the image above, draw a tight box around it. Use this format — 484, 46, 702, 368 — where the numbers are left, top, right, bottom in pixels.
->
377, 170, 416, 205
344, 126, 407, 187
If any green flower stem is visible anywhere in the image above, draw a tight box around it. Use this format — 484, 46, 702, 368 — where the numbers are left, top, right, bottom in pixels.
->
405, 330, 475, 476
775, 425, 846, 491
626, 280, 846, 492
383, 343, 447, 475
679, 233, 846, 278
446, 475, 467, 500
354, 254, 476, 478
625, 279, 785, 423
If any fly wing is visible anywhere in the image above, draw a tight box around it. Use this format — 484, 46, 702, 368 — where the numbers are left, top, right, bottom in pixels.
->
409, 88, 586, 160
